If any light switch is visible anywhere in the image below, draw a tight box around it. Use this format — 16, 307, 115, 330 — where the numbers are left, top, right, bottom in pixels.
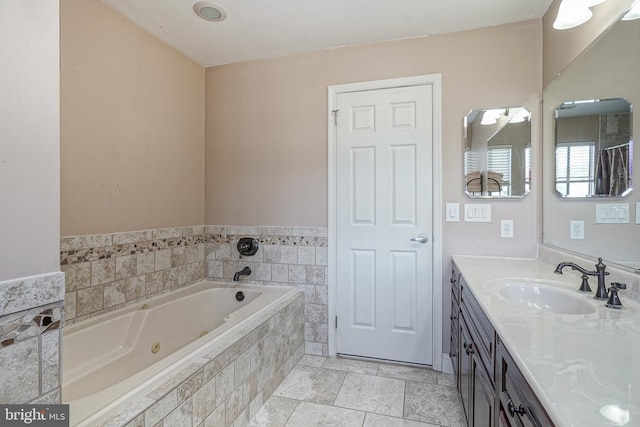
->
595, 203, 629, 224
464, 204, 491, 222
446, 203, 460, 222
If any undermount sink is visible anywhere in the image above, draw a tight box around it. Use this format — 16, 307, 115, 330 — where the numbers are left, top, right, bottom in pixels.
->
495, 280, 596, 315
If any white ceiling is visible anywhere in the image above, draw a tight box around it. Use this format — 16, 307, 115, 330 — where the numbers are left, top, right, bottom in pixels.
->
101, 0, 553, 67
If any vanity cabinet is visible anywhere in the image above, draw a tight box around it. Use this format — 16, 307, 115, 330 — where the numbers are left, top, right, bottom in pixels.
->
452, 264, 496, 426
496, 338, 553, 427
451, 263, 554, 427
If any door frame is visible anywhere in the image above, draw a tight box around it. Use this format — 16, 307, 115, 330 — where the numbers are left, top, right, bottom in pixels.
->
327, 74, 443, 370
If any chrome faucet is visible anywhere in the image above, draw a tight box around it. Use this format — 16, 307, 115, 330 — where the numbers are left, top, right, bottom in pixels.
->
554, 257, 610, 300
233, 266, 251, 282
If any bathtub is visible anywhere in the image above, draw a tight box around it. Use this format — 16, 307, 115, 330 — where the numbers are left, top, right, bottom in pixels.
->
62, 281, 298, 426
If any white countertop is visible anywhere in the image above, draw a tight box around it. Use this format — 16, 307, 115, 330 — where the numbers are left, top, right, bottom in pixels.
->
452, 255, 640, 427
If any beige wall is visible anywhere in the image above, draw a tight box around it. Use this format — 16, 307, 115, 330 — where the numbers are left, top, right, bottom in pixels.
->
60, 0, 205, 237
0, 1, 60, 281
205, 20, 543, 256
542, 0, 634, 86
205, 21, 544, 351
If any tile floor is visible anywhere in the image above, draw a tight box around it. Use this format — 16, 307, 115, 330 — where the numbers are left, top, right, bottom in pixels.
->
249, 355, 466, 427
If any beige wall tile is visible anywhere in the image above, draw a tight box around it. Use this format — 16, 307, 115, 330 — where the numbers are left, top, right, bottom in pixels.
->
76, 286, 104, 316
62, 262, 91, 291
137, 252, 155, 276
0, 338, 39, 403
91, 259, 115, 286
116, 255, 138, 280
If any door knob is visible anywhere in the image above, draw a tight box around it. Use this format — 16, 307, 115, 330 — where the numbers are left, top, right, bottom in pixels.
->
410, 234, 429, 244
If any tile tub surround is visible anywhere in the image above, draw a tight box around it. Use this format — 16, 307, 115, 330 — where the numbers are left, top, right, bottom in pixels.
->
88, 291, 304, 427
60, 225, 328, 354
0, 271, 65, 404
60, 227, 206, 324
249, 355, 465, 427
204, 225, 329, 357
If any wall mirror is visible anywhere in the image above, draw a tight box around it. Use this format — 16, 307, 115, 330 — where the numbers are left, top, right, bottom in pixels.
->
555, 98, 633, 197
463, 107, 532, 198
543, 9, 640, 271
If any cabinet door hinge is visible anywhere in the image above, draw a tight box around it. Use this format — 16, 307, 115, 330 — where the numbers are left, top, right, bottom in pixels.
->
332, 109, 339, 126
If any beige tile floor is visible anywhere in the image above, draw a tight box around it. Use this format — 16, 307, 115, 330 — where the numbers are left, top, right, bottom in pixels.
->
249, 355, 466, 427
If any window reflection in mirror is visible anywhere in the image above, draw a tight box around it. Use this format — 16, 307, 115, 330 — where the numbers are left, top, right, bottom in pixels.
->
464, 107, 531, 198
554, 98, 633, 197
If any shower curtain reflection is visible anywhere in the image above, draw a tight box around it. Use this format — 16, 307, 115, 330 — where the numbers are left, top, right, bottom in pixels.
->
595, 143, 631, 196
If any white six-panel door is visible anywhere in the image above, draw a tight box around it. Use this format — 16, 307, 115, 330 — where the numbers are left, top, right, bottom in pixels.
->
336, 85, 433, 365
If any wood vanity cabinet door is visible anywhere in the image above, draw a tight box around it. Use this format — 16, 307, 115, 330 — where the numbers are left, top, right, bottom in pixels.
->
459, 321, 473, 425
497, 340, 554, 427
472, 352, 494, 427
451, 266, 461, 386
499, 409, 514, 427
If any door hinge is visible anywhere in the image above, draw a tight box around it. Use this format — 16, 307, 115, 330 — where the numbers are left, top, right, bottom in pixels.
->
331, 109, 339, 126
335, 315, 338, 328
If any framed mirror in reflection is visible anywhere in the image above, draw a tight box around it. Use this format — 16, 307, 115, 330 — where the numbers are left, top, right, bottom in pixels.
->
464, 107, 532, 198
543, 10, 640, 271
555, 98, 633, 198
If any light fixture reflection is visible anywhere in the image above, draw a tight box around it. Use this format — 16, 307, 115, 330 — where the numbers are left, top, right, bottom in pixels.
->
553, 0, 593, 30
509, 108, 531, 123
599, 405, 630, 425
622, 2, 640, 20
480, 109, 504, 126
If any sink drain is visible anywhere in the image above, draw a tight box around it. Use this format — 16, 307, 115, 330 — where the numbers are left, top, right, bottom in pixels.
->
151, 341, 161, 354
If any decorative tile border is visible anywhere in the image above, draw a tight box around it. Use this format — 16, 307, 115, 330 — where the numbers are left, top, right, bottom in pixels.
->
0, 303, 62, 348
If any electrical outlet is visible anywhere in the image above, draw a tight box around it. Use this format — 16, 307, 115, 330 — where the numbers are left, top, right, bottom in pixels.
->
501, 220, 513, 238
570, 221, 585, 240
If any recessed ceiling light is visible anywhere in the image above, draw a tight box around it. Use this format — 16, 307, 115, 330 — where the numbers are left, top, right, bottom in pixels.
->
193, 2, 227, 22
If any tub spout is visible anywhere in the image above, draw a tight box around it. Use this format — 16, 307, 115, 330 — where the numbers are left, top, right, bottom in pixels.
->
233, 266, 251, 282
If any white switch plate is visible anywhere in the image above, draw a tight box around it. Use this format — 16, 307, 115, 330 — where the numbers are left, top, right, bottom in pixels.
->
501, 220, 513, 238
570, 221, 585, 239
596, 203, 630, 224
446, 203, 460, 222
464, 204, 491, 222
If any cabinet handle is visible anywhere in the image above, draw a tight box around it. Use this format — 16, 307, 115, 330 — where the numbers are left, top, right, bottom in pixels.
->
450, 314, 458, 320
464, 343, 475, 355
450, 277, 456, 283
507, 400, 526, 417
449, 351, 456, 358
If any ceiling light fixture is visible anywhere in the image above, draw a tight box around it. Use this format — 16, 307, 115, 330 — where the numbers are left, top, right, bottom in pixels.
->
193, 1, 227, 22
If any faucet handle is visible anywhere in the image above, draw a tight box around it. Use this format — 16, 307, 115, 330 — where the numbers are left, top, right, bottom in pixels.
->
605, 282, 627, 309
578, 274, 592, 293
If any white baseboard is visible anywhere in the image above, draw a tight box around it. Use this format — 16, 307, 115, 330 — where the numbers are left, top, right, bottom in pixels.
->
441, 352, 454, 374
